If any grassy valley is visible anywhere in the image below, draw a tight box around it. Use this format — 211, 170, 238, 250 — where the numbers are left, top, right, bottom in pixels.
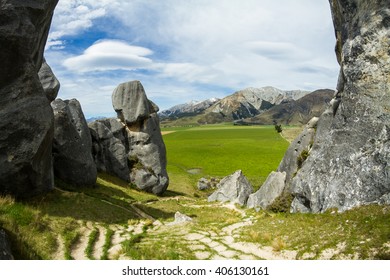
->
0, 124, 389, 260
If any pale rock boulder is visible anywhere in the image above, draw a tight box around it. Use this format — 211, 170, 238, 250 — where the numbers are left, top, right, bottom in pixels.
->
112, 81, 156, 125
291, 0, 390, 212
51, 99, 97, 186
208, 170, 254, 206
247, 171, 286, 210
89, 80, 169, 195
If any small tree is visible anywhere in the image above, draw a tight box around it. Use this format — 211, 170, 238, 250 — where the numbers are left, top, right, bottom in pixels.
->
274, 124, 282, 133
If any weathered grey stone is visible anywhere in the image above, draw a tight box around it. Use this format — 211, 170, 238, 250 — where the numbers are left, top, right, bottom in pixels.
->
291, 0, 390, 213
90, 81, 169, 195
127, 112, 169, 195
0, 229, 13, 260
198, 178, 210, 190
247, 171, 286, 210
112, 81, 157, 126
52, 99, 97, 186
174, 212, 192, 223
38, 58, 60, 101
277, 117, 318, 185
0, 0, 58, 198
208, 170, 254, 206
89, 118, 129, 181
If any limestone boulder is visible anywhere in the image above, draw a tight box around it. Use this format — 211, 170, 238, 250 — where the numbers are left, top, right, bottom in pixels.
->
127, 112, 169, 195
38, 58, 60, 102
51, 99, 97, 186
291, 0, 390, 212
89, 118, 129, 181
112, 81, 156, 126
208, 170, 253, 206
0, 0, 58, 198
90, 80, 169, 195
247, 171, 286, 210
197, 178, 210, 190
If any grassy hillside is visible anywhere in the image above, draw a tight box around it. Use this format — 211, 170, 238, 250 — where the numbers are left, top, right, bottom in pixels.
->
162, 124, 289, 189
0, 125, 389, 260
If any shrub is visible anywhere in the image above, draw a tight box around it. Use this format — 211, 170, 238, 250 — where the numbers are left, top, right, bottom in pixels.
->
274, 124, 283, 133
266, 192, 293, 213
297, 149, 309, 169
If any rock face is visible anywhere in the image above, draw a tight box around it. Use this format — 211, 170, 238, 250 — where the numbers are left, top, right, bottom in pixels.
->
278, 117, 319, 185
0, 229, 13, 260
51, 99, 97, 186
89, 118, 129, 181
290, 0, 390, 212
0, 0, 58, 198
247, 171, 286, 210
208, 170, 254, 206
38, 58, 60, 102
90, 81, 169, 195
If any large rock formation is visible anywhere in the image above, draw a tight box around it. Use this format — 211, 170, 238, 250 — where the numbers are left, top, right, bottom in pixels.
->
247, 171, 287, 210
208, 170, 254, 206
0, 0, 58, 198
278, 117, 319, 185
51, 99, 97, 186
90, 81, 169, 195
89, 118, 129, 181
290, 0, 390, 212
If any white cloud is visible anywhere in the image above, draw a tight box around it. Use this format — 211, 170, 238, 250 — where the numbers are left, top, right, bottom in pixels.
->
45, 0, 340, 116
47, 0, 109, 48
63, 40, 153, 72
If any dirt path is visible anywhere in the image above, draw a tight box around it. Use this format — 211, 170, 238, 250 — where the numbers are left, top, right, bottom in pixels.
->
51, 199, 298, 260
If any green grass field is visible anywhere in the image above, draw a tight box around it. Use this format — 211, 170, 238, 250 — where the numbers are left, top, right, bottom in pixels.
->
1, 124, 389, 260
162, 124, 289, 189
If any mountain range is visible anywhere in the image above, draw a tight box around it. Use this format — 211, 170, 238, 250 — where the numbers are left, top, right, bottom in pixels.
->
159, 86, 333, 126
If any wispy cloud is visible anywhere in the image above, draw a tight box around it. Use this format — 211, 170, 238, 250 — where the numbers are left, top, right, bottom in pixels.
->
45, 0, 339, 117
63, 40, 153, 72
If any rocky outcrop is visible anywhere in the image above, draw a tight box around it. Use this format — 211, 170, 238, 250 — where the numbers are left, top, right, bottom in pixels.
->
89, 118, 129, 181
0, 229, 13, 260
38, 58, 60, 102
247, 171, 286, 210
278, 117, 319, 185
51, 99, 97, 186
0, 0, 58, 198
290, 0, 390, 213
90, 81, 169, 195
208, 170, 254, 206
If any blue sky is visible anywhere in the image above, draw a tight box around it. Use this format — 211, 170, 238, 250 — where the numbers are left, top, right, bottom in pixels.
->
45, 0, 339, 118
